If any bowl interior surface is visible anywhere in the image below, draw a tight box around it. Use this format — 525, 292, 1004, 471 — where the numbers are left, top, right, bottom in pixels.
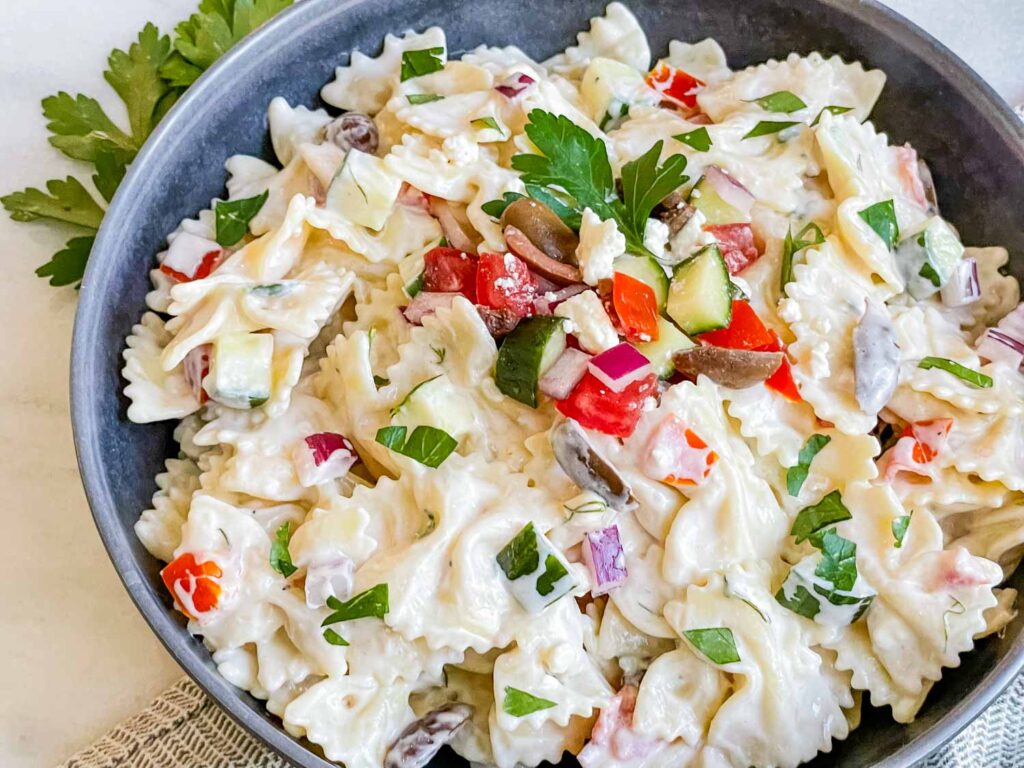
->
72, 0, 1024, 766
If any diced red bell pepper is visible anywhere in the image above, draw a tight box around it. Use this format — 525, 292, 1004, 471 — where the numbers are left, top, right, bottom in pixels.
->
476, 251, 538, 318
698, 300, 775, 350
646, 64, 704, 109
556, 371, 658, 438
704, 223, 760, 274
759, 330, 802, 402
880, 418, 953, 480
161, 552, 223, 620
644, 414, 718, 487
423, 246, 478, 301
160, 249, 220, 283
612, 272, 660, 342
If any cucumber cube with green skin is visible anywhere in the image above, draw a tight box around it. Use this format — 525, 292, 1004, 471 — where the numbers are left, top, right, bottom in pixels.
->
207, 332, 274, 409
689, 175, 749, 225
896, 217, 965, 299
495, 317, 567, 408
613, 254, 671, 310
497, 524, 576, 613
667, 245, 733, 335
637, 317, 696, 377
325, 149, 403, 231
580, 57, 650, 127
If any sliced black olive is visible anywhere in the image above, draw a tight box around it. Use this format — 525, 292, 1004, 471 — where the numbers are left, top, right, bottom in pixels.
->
383, 703, 473, 768
673, 346, 784, 389
501, 198, 579, 265
551, 419, 637, 511
324, 112, 379, 155
504, 226, 582, 286
476, 305, 521, 338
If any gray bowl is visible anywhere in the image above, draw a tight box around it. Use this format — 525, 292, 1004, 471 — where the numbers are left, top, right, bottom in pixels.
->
71, 0, 1024, 765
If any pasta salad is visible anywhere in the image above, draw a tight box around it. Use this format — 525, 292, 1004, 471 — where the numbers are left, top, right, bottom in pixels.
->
122, 4, 1024, 767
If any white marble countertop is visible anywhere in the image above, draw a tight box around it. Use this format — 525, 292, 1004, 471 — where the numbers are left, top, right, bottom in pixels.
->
0, 2, 1020, 766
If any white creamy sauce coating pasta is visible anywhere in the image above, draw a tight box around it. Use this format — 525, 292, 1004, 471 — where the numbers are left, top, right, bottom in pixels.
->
121, 3, 1024, 767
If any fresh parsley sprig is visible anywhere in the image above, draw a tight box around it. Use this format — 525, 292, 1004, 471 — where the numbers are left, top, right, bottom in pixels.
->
510, 109, 689, 256
3, 0, 294, 287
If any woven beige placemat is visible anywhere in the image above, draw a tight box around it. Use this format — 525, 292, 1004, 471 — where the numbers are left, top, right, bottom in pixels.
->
57, 672, 1024, 768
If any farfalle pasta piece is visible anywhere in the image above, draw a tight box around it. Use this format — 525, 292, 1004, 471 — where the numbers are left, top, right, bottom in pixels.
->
891, 464, 1010, 519
135, 457, 201, 562
321, 27, 447, 113
824, 483, 1001, 722
663, 38, 731, 84
544, 2, 651, 78
697, 52, 885, 124
723, 383, 819, 466
785, 239, 887, 434
267, 97, 332, 166
664, 563, 854, 767
123, 312, 201, 423
945, 500, 1024, 579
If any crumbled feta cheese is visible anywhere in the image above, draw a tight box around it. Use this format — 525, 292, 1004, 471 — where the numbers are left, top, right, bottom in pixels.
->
554, 291, 619, 354
667, 208, 715, 264
642, 217, 669, 256
576, 208, 625, 286
442, 134, 479, 165
778, 297, 802, 323
810, 343, 831, 378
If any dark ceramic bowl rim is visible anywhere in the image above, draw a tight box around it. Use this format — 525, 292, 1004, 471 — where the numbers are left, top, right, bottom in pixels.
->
71, 1, 1024, 766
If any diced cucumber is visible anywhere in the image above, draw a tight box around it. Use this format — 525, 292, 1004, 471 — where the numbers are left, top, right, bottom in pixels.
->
636, 317, 695, 377
405, 272, 424, 297
207, 332, 274, 409
667, 245, 733, 335
688, 175, 749, 225
896, 217, 964, 299
325, 149, 403, 231
923, 217, 964, 283
392, 374, 473, 439
495, 317, 567, 408
613, 254, 670, 310
496, 522, 576, 612
580, 57, 651, 129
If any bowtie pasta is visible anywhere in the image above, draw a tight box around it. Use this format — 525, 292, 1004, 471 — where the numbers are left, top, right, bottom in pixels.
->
122, 4, 1024, 767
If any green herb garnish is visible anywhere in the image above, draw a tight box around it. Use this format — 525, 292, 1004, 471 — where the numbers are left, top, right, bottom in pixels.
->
743, 120, 800, 139
322, 583, 389, 626
814, 529, 858, 591
857, 199, 899, 250
407, 93, 444, 105
786, 433, 831, 496
269, 523, 297, 578
322, 628, 349, 646
215, 190, 268, 246
374, 425, 458, 468
496, 523, 540, 580
563, 499, 607, 518
746, 90, 807, 113
4, 3, 294, 287
683, 627, 741, 664
471, 116, 503, 133
775, 583, 821, 620
400, 47, 445, 81
810, 105, 853, 126
405, 272, 425, 297
892, 514, 912, 548
481, 192, 526, 219
673, 126, 712, 152
791, 490, 852, 544
779, 221, 825, 289
503, 686, 556, 717
536, 554, 570, 597
917, 357, 993, 388
919, 260, 942, 287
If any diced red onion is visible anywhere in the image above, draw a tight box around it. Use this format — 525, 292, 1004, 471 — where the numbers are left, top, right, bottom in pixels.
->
540, 348, 592, 400
533, 284, 588, 315
397, 182, 431, 214
703, 166, 754, 215
161, 232, 222, 282
940, 257, 981, 307
582, 526, 627, 596
293, 432, 357, 486
495, 72, 536, 99
429, 197, 479, 254
304, 557, 355, 609
588, 343, 652, 393
402, 292, 460, 324
183, 344, 211, 404
976, 302, 1024, 368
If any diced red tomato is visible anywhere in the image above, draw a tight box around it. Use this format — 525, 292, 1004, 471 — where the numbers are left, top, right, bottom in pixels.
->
423, 246, 478, 301
644, 414, 718, 487
556, 371, 658, 438
578, 685, 660, 767
764, 356, 802, 402
161, 552, 223, 620
646, 64, 704, 109
160, 249, 219, 283
704, 223, 760, 274
880, 418, 953, 480
698, 300, 775, 350
476, 251, 538, 318
612, 272, 660, 342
